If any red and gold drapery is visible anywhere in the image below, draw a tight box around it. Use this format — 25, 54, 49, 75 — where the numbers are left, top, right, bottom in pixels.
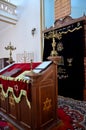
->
0, 62, 41, 107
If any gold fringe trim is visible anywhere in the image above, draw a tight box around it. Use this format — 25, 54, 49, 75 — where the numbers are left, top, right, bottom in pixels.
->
0, 84, 31, 109
0, 70, 30, 84
59, 26, 82, 35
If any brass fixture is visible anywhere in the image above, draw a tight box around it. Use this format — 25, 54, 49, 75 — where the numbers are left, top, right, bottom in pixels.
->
5, 42, 16, 64
44, 30, 62, 56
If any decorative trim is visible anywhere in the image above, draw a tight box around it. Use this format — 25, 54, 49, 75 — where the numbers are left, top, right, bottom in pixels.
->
0, 0, 18, 24
0, 84, 31, 108
43, 97, 52, 111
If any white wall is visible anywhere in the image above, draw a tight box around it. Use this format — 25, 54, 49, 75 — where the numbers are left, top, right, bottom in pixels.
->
0, 0, 42, 62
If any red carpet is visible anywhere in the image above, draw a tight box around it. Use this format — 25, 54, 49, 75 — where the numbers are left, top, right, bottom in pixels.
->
57, 96, 86, 130
57, 108, 74, 130
0, 96, 86, 130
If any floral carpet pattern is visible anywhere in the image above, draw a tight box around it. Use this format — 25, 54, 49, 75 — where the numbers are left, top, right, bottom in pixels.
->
58, 96, 86, 130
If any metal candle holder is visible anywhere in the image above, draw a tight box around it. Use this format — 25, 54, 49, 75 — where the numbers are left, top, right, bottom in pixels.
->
5, 42, 16, 64
44, 30, 62, 56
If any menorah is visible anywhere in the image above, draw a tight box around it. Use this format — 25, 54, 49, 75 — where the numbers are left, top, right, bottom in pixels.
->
5, 42, 16, 64
44, 30, 62, 56
44, 30, 69, 79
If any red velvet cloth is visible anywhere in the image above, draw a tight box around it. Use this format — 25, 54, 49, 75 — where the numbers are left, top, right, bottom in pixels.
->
0, 62, 41, 77
0, 77, 29, 97
0, 63, 41, 100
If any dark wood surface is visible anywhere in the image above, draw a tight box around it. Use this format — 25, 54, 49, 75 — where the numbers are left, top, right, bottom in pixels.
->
0, 56, 60, 130
0, 58, 9, 69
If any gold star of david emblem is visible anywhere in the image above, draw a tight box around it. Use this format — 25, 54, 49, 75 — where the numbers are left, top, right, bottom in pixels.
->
43, 98, 52, 111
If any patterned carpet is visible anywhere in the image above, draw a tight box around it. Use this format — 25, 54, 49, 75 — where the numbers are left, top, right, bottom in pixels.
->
58, 96, 86, 130
0, 96, 86, 130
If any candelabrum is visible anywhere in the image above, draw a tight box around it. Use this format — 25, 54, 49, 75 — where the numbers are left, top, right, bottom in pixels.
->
44, 30, 62, 56
5, 42, 16, 64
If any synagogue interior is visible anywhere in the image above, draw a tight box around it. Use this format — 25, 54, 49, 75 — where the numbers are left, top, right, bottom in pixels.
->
0, 0, 86, 130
